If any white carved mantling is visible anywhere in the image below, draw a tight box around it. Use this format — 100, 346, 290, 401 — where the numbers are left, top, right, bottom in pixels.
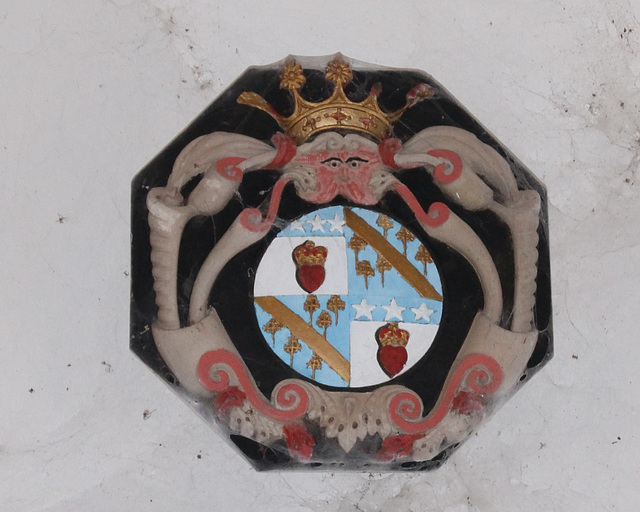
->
145, 125, 544, 463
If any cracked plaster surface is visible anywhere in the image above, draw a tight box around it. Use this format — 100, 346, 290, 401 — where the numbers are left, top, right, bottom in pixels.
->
1, 0, 639, 511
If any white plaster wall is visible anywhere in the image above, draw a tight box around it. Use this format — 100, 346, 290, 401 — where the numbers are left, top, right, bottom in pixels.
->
1, 1, 639, 510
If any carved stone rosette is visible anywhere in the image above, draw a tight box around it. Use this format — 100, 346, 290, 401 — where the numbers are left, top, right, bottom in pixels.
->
131, 54, 552, 471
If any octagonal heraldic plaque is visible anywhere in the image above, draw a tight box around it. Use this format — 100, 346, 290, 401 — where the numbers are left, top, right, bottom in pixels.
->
131, 55, 552, 471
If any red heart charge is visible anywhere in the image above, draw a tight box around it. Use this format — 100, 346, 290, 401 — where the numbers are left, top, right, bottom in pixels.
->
377, 345, 408, 377
295, 264, 326, 293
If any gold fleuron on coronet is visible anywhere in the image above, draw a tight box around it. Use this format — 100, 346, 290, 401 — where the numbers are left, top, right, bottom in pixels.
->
237, 57, 435, 144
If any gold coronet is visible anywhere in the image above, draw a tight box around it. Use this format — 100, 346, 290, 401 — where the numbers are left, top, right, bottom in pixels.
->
238, 58, 435, 144
294, 240, 328, 266
377, 322, 410, 347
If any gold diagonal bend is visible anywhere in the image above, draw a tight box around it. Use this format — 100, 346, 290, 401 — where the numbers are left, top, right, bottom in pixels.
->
254, 296, 350, 382
343, 208, 442, 301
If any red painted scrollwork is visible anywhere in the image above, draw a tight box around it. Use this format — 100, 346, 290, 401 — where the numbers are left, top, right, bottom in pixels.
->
389, 353, 503, 434
197, 349, 310, 422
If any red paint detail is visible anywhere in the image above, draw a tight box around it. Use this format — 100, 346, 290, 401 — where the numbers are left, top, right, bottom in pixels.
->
405, 83, 435, 103
377, 345, 408, 377
295, 265, 326, 293
267, 105, 283, 119
214, 386, 247, 415
197, 349, 309, 422
451, 390, 485, 415
283, 423, 316, 460
268, 132, 297, 168
426, 202, 450, 226
406, 83, 433, 101
239, 208, 269, 232
388, 353, 503, 434
377, 433, 424, 462
378, 138, 402, 168
428, 149, 462, 184
238, 178, 289, 232
331, 110, 348, 122
216, 157, 245, 181
264, 178, 288, 225
393, 183, 450, 228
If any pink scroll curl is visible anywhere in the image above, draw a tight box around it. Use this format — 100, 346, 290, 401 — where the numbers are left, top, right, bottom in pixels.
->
427, 149, 462, 184
239, 177, 289, 232
216, 157, 245, 181
389, 353, 503, 434
393, 182, 450, 228
197, 349, 309, 422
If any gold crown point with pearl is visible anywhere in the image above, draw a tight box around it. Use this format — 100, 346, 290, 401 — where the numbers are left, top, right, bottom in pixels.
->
237, 58, 436, 144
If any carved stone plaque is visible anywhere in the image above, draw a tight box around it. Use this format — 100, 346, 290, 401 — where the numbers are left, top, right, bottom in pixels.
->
131, 54, 552, 470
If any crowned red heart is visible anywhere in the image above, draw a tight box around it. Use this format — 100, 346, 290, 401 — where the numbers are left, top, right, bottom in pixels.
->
293, 240, 328, 293
295, 264, 326, 294
375, 322, 410, 377
377, 345, 408, 377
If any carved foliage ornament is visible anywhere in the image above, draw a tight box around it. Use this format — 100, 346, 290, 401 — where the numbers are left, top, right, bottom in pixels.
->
130, 55, 552, 471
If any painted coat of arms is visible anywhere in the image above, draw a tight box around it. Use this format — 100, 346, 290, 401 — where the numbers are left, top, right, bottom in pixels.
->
254, 206, 442, 387
131, 55, 552, 470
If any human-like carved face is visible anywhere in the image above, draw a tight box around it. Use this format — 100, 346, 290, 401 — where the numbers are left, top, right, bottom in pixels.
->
284, 133, 390, 205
